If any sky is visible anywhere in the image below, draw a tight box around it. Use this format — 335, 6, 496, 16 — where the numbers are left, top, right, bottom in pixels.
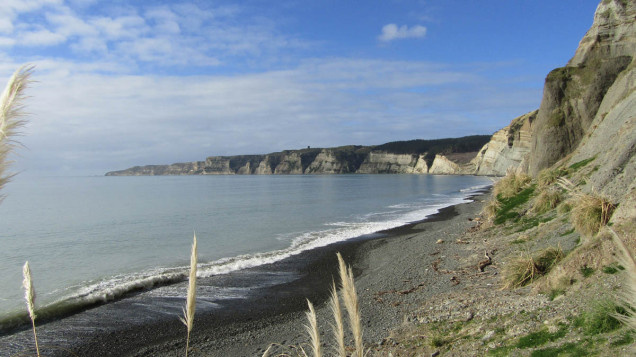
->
0, 0, 602, 176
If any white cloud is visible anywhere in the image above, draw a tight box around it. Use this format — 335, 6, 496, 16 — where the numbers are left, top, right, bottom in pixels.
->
21, 28, 66, 46
378, 24, 427, 42
8, 57, 538, 175
2, 2, 302, 69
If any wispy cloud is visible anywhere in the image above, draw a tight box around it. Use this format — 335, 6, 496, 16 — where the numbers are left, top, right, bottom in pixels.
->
1, 2, 304, 70
378, 24, 427, 42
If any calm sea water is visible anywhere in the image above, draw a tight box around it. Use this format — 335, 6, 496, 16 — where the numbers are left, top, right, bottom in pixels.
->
0, 174, 491, 329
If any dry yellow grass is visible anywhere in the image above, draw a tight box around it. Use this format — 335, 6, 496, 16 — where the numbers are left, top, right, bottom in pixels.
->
493, 167, 531, 199
337, 253, 364, 357
502, 247, 564, 289
571, 193, 615, 237
305, 300, 322, 357
532, 187, 563, 214
329, 281, 346, 357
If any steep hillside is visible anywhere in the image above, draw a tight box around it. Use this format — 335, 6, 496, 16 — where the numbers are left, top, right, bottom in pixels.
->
526, 0, 635, 176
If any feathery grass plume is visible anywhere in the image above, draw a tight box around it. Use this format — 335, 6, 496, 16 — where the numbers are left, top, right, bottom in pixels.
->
0, 65, 33, 200
329, 280, 346, 357
305, 299, 322, 357
23, 261, 40, 357
493, 167, 531, 199
608, 229, 636, 332
179, 233, 197, 357
336, 252, 364, 357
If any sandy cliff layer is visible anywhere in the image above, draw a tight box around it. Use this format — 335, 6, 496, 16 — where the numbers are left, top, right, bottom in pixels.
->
105, 138, 490, 176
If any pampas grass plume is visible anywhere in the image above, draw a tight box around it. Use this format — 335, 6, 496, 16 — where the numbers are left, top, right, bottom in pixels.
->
0, 65, 33, 200
180, 233, 198, 357
608, 229, 636, 331
23, 261, 40, 357
305, 299, 322, 357
337, 252, 364, 357
329, 280, 346, 357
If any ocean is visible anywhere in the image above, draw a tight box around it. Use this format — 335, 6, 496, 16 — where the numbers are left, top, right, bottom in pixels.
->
0, 174, 491, 333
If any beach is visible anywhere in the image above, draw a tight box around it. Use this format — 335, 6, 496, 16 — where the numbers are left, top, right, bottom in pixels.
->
47, 189, 490, 357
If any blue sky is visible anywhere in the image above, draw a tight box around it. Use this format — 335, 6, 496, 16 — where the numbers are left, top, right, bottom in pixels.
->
1, 0, 601, 175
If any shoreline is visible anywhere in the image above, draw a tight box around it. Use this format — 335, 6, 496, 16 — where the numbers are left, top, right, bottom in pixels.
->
79, 189, 488, 356
1, 189, 489, 356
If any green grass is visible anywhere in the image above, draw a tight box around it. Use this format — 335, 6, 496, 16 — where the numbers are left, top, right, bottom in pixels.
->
516, 324, 568, 348
548, 289, 566, 301
611, 331, 634, 346
515, 215, 555, 233
494, 185, 536, 225
531, 342, 588, 357
568, 157, 596, 171
581, 303, 626, 336
560, 228, 576, 237
602, 264, 624, 275
580, 265, 595, 278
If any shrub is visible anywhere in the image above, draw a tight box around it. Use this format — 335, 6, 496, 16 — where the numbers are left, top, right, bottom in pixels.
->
571, 193, 615, 237
494, 167, 531, 199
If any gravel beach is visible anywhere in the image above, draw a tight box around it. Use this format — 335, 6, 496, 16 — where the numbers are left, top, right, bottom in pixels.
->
3, 190, 489, 357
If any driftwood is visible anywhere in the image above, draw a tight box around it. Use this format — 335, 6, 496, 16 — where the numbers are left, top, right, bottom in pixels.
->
477, 251, 492, 272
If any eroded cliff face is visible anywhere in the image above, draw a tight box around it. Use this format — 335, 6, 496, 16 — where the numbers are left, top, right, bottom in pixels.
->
357, 152, 427, 174
470, 111, 536, 176
527, 0, 635, 176
428, 155, 461, 175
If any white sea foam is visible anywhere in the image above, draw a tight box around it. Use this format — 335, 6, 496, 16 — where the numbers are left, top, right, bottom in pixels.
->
1, 175, 492, 331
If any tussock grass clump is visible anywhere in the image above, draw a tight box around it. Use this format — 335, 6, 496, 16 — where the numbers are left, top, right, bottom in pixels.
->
481, 198, 501, 223
571, 193, 615, 237
0, 65, 33, 200
537, 167, 566, 188
532, 187, 563, 214
578, 301, 626, 336
493, 167, 532, 199
502, 247, 564, 289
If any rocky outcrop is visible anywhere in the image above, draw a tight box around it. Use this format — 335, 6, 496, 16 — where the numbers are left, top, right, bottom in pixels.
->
428, 155, 461, 175
526, 0, 635, 176
470, 111, 536, 176
305, 147, 368, 174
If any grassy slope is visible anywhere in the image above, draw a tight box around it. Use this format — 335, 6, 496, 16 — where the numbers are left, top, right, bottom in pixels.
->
372, 160, 635, 356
